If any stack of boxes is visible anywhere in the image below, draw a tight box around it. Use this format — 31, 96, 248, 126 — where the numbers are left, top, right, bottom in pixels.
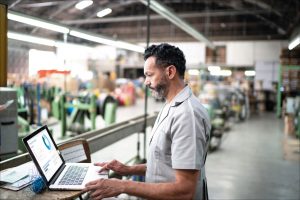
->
280, 48, 300, 138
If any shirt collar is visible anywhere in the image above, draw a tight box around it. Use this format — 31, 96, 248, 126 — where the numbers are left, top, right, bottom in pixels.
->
169, 85, 192, 107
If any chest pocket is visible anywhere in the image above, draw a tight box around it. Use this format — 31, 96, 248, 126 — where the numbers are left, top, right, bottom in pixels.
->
152, 122, 172, 164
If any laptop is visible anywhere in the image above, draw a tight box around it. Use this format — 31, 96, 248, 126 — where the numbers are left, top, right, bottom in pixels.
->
23, 125, 107, 190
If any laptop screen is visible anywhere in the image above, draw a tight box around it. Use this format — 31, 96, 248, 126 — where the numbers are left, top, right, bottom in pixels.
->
27, 128, 63, 181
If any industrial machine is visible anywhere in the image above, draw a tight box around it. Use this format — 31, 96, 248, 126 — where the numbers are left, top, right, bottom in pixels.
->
0, 88, 18, 157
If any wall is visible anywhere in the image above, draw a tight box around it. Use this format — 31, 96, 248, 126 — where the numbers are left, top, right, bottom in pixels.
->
156, 40, 287, 68
255, 61, 279, 90
215, 40, 287, 66
7, 40, 289, 83
171, 42, 206, 68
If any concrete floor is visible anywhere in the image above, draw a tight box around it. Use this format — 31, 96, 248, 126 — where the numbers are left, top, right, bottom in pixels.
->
206, 113, 300, 200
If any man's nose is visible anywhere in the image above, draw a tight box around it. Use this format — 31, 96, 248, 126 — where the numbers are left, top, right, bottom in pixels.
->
144, 78, 150, 86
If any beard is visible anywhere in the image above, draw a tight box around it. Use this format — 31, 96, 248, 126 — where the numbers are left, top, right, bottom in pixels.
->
149, 75, 169, 100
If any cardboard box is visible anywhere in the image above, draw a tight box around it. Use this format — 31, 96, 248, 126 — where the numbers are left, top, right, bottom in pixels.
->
284, 114, 295, 136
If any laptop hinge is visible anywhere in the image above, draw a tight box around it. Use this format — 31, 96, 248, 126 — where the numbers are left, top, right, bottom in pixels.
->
50, 164, 66, 185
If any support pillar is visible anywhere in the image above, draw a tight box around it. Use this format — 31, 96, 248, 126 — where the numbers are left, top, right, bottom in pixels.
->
0, 3, 7, 87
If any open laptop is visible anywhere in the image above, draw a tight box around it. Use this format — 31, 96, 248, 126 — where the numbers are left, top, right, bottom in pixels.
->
23, 125, 107, 190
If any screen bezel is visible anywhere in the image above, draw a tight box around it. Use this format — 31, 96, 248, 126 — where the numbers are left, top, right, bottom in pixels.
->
23, 125, 65, 186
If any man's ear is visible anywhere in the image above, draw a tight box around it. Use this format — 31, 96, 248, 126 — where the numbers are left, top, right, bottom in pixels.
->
167, 65, 176, 79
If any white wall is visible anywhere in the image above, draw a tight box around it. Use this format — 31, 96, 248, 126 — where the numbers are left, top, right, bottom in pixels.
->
226, 42, 254, 66
253, 41, 283, 62
223, 40, 287, 66
170, 42, 206, 68
255, 61, 279, 90
163, 40, 288, 67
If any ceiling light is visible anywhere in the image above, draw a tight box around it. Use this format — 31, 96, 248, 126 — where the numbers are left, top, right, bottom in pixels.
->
75, 0, 93, 10
8, 31, 93, 50
220, 70, 232, 76
70, 30, 114, 45
97, 8, 112, 18
69, 30, 144, 53
139, 0, 214, 49
8, 31, 56, 46
288, 36, 300, 50
210, 70, 232, 76
8, 11, 144, 53
245, 70, 256, 76
8, 11, 69, 34
208, 66, 220, 72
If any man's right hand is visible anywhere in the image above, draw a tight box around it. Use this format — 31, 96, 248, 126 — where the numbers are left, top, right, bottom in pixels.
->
95, 159, 130, 176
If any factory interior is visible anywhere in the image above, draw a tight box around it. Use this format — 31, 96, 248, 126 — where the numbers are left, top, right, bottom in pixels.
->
0, 0, 299, 199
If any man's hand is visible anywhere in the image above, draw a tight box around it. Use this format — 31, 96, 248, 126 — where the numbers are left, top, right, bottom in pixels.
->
95, 159, 130, 175
84, 178, 124, 200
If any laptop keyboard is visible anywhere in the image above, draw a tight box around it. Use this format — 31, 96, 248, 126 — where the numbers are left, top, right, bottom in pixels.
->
58, 165, 88, 185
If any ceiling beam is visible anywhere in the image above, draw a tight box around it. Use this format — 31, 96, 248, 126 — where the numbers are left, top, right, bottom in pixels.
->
139, 0, 214, 48
243, 0, 282, 17
61, 10, 269, 25
8, 0, 22, 9
30, 1, 77, 34
220, 1, 286, 35
17, 1, 74, 8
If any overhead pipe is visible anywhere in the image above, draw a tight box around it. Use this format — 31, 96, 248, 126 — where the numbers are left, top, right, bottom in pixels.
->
139, 0, 215, 49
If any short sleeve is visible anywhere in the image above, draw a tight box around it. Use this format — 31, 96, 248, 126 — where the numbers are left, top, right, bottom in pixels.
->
170, 103, 207, 170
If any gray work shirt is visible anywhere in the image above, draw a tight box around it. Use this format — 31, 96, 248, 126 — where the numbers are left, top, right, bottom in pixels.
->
146, 86, 211, 200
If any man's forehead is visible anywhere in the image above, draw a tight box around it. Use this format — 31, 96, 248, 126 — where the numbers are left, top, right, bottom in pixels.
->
144, 57, 157, 71
145, 56, 156, 65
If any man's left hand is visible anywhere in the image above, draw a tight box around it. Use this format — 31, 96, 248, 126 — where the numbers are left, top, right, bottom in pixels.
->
84, 178, 124, 200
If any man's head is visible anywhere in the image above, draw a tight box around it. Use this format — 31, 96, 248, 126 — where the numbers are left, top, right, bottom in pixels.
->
143, 43, 186, 100
144, 43, 186, 79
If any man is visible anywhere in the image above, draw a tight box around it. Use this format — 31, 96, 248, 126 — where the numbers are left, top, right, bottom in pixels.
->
84, 43, 211, 200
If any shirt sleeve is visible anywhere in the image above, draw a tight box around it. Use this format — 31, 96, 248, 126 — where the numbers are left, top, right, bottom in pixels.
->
170, 102, 207, 170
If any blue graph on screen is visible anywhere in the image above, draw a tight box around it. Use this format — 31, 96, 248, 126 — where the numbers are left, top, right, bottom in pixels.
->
42, 134, 51, 150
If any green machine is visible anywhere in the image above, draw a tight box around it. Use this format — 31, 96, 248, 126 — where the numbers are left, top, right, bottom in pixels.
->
59, 93, 97, 138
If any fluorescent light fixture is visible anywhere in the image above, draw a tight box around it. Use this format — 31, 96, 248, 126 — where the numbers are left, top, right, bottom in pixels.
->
188, 69, 200, 76
245, 70, 256, 76
288, 36, 300, 50
210, 70, 232, 76
8, 31, 93, 50
97, 8, 112, 18
75, 0, 93, 10
70, 30, 114, 45
208, 66, 220, 72
220, 70, 232, 76
8, 11, 69, 34
139, 0, 214, 49
70, 30, 145, 53
8, 31, 56, 46
8, 11, 144, 53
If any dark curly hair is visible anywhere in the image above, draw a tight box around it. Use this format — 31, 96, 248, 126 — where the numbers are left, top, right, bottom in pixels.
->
144, 43, 186, 79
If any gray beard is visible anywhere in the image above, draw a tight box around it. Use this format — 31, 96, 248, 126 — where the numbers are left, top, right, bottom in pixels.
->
151, 85, 166, 100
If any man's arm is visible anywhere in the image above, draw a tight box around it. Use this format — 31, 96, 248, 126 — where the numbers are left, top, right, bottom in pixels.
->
85, 169, 199, 200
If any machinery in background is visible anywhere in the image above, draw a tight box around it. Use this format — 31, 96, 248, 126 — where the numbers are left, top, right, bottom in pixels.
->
51, 91, 117, 138
115, 79, 136, 106
11, 80, 118, 142
0, 88, 18, 159
199, 82, 249, 151
201, 101, 226, 151
228, 88, 248, 122
199, 82, 226, 150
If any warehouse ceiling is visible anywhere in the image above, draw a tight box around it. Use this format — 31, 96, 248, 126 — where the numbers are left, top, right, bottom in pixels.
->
7, 0, 300, 46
